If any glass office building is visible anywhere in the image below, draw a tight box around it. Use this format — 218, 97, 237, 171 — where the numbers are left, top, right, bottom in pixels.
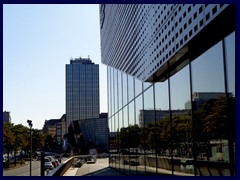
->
69, 117, 109, 150
100, 4, 235, 176
66, 57, 100, 132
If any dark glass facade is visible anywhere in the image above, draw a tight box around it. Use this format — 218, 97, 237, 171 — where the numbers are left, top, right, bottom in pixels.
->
100, 4, 235, 176
66, 57, 99, 131
69, 117, 109, 151
107, 32, 235, 176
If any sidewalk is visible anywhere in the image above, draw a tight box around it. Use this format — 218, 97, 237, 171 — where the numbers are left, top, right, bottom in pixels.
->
63, 158, 124, 176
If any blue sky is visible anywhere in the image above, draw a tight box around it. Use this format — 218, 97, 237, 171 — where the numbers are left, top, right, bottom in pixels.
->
3, 4, 107, 129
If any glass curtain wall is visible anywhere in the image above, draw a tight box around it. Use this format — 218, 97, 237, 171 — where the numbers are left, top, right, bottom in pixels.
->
190, 33, 235, 176
169, 63, 193, 175
224, 32, 235, 176
154, 78, 170, 175
108, 32, 235, 176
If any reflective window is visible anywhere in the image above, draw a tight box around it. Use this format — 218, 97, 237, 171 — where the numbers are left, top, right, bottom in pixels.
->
135, 79, 143, 97
143, 86, 156, 175
123, 105, 130, 175
170, 63, 192, 175
119, 110, 123, 130
109, 117, 113, 166
129, 100, 137, 175
154, 80, 170, 174
118, 71, 123, 109
111, 68, 114, 117
114, 69, 118, 113
129, 101, 135, 126
191, 41, 229, 175
225, 32, 235, 96
224, 32, 235, 175
118, 110, 125, 173
135, 94, 143, 175
136, 95, 143, 127
123, 73, 128, 106
128, 75, 134, 101
115, 113, 120, 170
143, 81, 152, 90
143, 86, 155, 127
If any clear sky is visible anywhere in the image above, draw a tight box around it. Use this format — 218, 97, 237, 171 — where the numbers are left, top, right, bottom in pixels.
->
3, 4, 107, 129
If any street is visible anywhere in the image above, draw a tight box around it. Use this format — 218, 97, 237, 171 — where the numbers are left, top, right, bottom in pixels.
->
3, 158, 68, 176
3, 161, 41, 176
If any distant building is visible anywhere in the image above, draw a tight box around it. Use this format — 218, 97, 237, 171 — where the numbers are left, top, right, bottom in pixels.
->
139, 109, 187, 127
56, 114, 67, 144
185, 92, 233, 110
42, 114, 66, 144
3, 111, 11, 123
42, 119, 59, 139
66, 57, 100, 132
99, 112, 108, 118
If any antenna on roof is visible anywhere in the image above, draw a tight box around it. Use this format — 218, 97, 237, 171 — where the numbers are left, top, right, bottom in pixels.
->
88, 55, 90, 59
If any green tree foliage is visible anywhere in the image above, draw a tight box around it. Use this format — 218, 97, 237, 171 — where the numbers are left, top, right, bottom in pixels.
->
3, 122, 15, 152
3, 122, 15, 165
44, 135, 55, 151
200, 96, 235, 140
12, 124, 29, 153
32, 129, 45, 151
3, 123, 45, 158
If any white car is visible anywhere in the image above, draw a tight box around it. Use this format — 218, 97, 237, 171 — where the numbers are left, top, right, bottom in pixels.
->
45, 156, 57, 167
44, 161, 54, 170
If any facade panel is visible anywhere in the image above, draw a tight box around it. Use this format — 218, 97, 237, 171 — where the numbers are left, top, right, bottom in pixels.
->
100, 4, 234, 82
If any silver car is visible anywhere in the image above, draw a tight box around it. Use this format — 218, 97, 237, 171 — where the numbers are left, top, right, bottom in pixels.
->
44, 161, 54, 170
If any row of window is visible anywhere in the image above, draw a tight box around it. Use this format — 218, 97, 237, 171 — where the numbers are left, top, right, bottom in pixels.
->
101, 4, 228, 82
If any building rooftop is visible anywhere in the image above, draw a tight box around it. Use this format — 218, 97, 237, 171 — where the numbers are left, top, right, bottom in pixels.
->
70, 57, 94, 64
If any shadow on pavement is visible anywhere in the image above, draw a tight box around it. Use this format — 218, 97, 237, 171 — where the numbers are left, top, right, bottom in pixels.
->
84, 167, 125, 176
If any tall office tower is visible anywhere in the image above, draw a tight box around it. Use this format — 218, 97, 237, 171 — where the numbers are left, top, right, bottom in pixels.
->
100, 4, 235, 176
66, 57, 99, 132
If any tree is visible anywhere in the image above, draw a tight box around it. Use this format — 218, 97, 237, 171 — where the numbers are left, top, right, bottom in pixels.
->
3, 122, 15, 167
44, 135, 55, 151
32, 129, 45, 152
11, 124, 29, 165
200, 96, 235, 140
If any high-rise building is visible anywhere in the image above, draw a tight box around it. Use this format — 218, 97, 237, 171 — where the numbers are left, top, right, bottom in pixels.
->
3, 111, 11, 123
66, 57, 99, 131
100, 4, 235, 176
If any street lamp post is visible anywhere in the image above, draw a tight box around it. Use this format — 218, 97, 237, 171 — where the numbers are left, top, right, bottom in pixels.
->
27, 120, 33, 176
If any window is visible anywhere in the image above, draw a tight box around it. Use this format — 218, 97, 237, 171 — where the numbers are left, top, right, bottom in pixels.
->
199, 6, 203, 13
206, 13, 210, 21
212, 6, 217, 15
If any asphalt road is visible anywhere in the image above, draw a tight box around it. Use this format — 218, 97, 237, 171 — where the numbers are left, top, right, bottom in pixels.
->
3, 161, 41, 176
3, 158, 69, 176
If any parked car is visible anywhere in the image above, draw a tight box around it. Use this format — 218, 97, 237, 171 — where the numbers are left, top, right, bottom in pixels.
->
54, 159, 60, 166
45, 156, 57, 167
44, 161, 54, 170
45, 152, 62, 163
54, 155, 62, 163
